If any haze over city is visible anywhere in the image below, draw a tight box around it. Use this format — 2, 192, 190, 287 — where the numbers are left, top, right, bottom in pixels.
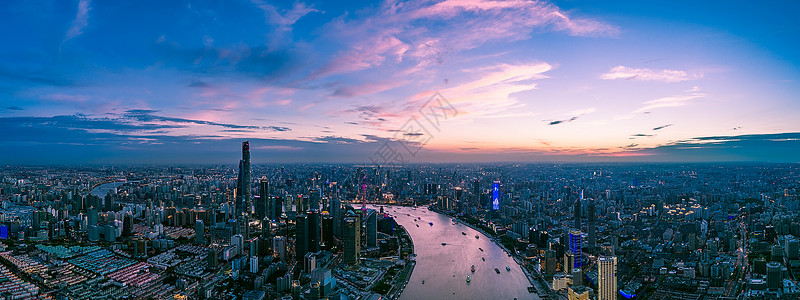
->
2, 0, 799, 164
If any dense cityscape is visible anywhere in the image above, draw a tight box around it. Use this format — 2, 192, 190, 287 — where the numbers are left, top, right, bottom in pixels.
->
2, 1, 800, 299
0, 141, 797, 299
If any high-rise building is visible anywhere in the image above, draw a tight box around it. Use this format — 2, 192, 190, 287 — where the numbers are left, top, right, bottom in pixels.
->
257, 178, 269, 219
587, 200, 596, 252
195, 220, 205, 244
231, 234, 244, 256
238, 141, 252, 216
307, 210, 320, 253
250, 256, 259, 273
296, 213, 308, 268
492, 181, 500, 210
273, 236, 286, 261
598, 256, 617, 300
273, 196, 283, 220
87, 207, 98, 227
343, 214, 360, 264
574, 199, 581, 230
767, 261, 782, 290
366, 210, 377, 247
569, 229, 582, 269
331, 198, 342, 239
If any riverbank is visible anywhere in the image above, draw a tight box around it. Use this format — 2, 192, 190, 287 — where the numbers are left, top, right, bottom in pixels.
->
387, 224, 416, 299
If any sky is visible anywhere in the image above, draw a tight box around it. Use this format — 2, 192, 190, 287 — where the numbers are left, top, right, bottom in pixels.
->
1, 0, 799, 164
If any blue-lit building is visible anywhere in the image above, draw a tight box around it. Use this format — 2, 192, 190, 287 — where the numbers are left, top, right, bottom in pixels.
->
492, 181, 500, 210
569, 229, 582, 269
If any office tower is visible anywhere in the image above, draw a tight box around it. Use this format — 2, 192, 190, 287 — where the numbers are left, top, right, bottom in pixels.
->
273, 196, 283, 220
305, 252, 317, 274
569, 229, 582, 269
195, 220, 205, 244
87, 207, 98, 226
574, 199, 581, 229
309, 283, 320, 300
572, 268, 582, 286
366, 210, 377, 247
308, 210, 320, 253
123, 214, 133, 237
788, 239, 800, 259
208, 248, 218, 268
767, 261, 782, 290
273, 236, 286, 261
104, 192, 115, 212
257, 178, 269, 219
249, 256, 258, 273
598, 256, 617, 300
331, 198, 342, 239
310, 268, 334, 297
261, 218, 271, 240
587, 200, 596, 252
291, 280, 301, 299
231, 234, 244, 256
492, 181, 500, 210
242, 141, 251, 216
322, 215, 334, 248
296, 214, 308, 269
343, 216, 360, 264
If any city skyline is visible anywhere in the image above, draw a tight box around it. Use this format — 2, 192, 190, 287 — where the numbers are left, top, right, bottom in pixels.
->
2, 0, 800, 164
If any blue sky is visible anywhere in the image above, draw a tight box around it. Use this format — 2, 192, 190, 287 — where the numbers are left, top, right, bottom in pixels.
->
1, 0, 799, 164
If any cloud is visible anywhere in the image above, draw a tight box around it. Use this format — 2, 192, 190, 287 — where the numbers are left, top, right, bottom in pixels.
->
250, 0, 319, 30
653, 124, 673, 131
632, 93, 705, 114
331, 79, 411, 98
124, 110, 291, 132
5, 106, 23, 111
64, 0, 91, 42
252, 145, 303, 151
630, 132, 800, 162
600, 66, 701, 82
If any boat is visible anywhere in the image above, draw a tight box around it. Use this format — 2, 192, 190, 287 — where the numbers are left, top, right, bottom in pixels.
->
429, 222, 434, 226
471, 265, 475, 272
422, 280, 425, 284
441, 242, 447, 246
475, 235, 479, 239
462, 232, 466, 235
482, 257, 485, 261
495, 268, 500, 274
479, 248, 483, 252
415, 224, 419, 227
466, 275, 471, 282
506, 266, 511, 271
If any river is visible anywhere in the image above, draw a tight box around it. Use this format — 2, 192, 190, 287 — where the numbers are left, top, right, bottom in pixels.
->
90, 181, 126, 198
382, 205, 538, 300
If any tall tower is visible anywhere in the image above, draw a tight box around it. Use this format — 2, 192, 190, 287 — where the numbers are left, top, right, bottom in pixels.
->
241, 141, 252, 216
569, 229, 582, 269
588, 200, 596, 252
574, 198, 582, 230
258, 177, 269, 219
343, 214, 360, 265
492, 181, 500, 210
598, 256, 617, 300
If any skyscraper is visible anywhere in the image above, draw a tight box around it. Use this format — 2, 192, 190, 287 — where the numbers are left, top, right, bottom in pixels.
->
307, 209, 320, 253
366, 210, 377, 247
239, 141, 252, 216
569, 229, 582, 269
492, 181, 500, 210
195, 220, 205, 245
574, 199, 582, 230
296, 213, 308, 268
587, 200, 596, 252
343, 214, 360, 265
257, 177, 269, 219
598, 256, 617, 300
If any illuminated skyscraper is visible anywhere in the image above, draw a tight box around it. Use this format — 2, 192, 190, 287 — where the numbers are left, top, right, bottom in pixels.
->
598, 256, 617, 300
492, 181, 500, 210
569, 229, 582, 269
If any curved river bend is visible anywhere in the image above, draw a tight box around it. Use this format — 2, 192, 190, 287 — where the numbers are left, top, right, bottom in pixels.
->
381, 206, 538, 300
